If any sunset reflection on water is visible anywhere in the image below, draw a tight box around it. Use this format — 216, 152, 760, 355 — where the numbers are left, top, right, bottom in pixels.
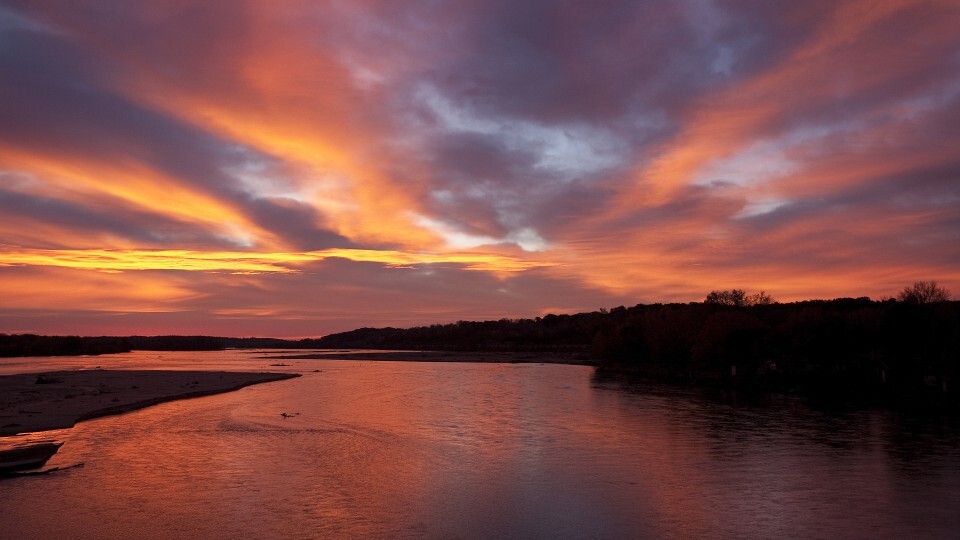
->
1, 352, 959, 539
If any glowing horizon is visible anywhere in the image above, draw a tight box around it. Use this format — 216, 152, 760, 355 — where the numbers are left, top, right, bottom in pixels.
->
0, 248, 556, 275
1, 1, 958, 337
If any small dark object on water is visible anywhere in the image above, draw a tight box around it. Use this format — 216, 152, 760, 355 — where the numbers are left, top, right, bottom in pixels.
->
0, 441, 63, 473
280, 412, 300, 419
35, 375, 62, 385
270, 363, 290, 367
2, 462, 83, 479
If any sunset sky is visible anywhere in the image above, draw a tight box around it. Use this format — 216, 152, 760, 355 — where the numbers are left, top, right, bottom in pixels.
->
1, 0, 958, 337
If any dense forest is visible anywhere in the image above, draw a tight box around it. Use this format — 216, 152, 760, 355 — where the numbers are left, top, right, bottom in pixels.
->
318, 299, 959, 379
317, 294, 960, 405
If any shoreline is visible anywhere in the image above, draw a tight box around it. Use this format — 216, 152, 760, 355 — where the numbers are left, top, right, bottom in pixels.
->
0, 370, 300, 436
262, 350, 595, 365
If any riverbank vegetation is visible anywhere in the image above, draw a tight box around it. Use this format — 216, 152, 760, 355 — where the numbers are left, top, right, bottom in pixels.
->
0, 334, 131, 357
4, 282, 957, 407
0, 334, 322, 357
316, 284, 958, 407
318, 298, 958, 391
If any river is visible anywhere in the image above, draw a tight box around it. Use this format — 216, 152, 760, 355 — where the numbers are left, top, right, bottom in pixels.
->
1, 350, 958, 539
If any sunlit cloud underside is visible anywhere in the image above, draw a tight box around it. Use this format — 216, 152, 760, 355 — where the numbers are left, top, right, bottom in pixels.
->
0, 0, 958, 336
0, 249, 555, 274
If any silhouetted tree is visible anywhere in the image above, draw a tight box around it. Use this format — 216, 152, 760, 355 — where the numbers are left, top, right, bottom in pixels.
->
705, 289, 748, 306
897, 281, 951, 304
745, 291, 774, 306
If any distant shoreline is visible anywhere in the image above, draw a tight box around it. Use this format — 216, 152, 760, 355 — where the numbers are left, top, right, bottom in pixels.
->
0, 370, 300, 436
262, 350, 595, 365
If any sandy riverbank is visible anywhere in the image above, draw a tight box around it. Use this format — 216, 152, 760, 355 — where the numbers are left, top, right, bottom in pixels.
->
0, 370, 299, 436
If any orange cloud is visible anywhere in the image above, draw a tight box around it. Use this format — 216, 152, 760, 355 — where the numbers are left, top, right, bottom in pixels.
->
2, 0, 958, 337
618, 0, 946, 208
88, 2, 442, 250
0, 266, 200, 312
0, 247, 557, 275
0, 148, 284, 250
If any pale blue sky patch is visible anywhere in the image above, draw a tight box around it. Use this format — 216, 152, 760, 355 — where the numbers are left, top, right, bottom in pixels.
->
417, 83, 625, 182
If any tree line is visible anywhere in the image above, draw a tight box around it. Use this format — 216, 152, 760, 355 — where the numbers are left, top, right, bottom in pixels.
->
0, 334, 324, 357
3, 281, 956, 406
317, 282, 959, 404
0, 334, 132, 357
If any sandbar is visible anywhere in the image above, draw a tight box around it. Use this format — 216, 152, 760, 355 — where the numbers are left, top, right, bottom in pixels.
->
0, 370, 299, 436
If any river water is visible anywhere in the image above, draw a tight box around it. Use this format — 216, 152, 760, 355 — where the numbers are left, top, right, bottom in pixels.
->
1, 350, 958, 539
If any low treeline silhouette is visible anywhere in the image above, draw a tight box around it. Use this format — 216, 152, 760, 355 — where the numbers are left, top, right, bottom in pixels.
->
123, 335, 325, 351
3, 283, 957, 406
0, 334, 132, 357
589, 300, 958, 395
0, 334, 323, 357
314, 313, 600, 351
317, 298, 960, 405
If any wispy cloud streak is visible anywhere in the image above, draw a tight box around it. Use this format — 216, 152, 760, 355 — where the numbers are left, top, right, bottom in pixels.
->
0, 248, 555, 274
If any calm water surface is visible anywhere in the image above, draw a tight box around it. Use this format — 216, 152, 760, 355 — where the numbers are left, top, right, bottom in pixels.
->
1, 351, 958, 539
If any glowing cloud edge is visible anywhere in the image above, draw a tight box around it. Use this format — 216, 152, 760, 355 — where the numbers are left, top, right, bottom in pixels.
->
0, 248, 557, 274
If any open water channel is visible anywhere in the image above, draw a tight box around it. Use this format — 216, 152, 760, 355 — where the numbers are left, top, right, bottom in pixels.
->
1, 350, 958, 539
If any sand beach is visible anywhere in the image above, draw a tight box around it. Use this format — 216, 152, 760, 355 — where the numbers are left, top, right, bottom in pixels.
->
0, 370, 299, 436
